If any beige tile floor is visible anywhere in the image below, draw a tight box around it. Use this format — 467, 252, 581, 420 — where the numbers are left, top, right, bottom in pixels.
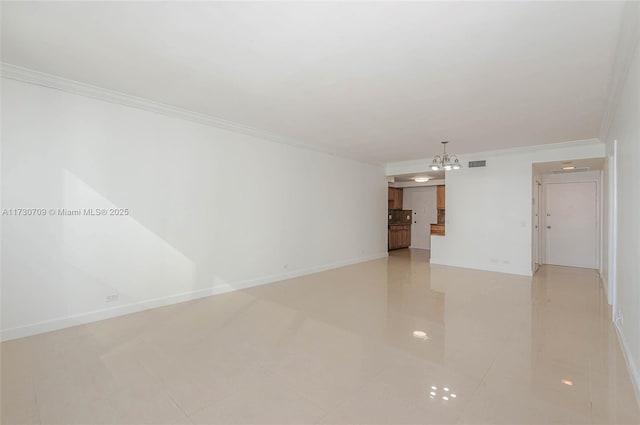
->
2, 248, 639, 424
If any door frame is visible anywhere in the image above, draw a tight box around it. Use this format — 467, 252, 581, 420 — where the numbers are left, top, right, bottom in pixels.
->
532, 176, 542, 273
608, 140, 618, 318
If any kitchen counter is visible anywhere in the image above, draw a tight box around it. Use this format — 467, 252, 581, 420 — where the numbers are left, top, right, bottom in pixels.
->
430, 223, 445, 236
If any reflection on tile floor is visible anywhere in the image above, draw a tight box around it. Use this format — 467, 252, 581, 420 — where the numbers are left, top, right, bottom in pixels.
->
2, 248, 639, 424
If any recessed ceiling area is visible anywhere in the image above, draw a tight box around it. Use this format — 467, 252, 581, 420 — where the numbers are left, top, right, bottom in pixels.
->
392, 171, 445, 182
1, 1, 624, 163
532, 158, 605, 175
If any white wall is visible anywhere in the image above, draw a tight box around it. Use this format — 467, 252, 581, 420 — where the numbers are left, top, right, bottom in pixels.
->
0, 77, 388, 340
402, 186, 437, 250
431, 142, 606, 276
387, 140, 606, 276
604, 26, 640, 401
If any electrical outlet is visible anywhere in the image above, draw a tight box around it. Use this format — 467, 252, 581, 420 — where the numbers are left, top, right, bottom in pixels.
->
106, 294, 119, 303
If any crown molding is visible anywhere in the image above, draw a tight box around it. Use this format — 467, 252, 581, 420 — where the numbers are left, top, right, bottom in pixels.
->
385, 138, 604, 176
0, 62, 269, 137
459, 138, 604, 159
599, 2, 639, 143
1, 62, 379, 165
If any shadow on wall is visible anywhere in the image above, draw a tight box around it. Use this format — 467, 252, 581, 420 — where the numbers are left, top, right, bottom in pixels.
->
1, 168, 239, 337
59, 168, 197, 305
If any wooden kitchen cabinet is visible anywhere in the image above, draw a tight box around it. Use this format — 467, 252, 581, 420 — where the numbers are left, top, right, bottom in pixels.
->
388, 224, 411, 250
436, 185, 446, 210
430, 224, 445, 236
400, 226, 410, 246
388, 187, 403, 210
388, 228, 397, 250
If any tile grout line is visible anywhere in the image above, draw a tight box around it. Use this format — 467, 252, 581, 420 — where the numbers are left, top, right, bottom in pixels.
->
311, 362, 392, 425
33, 393, 42, 425
133, 350, 196, 424
452, 338, 508, 424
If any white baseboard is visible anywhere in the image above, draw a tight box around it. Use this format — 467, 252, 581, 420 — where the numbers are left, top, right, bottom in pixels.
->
429, 258, 533, 277
614, 321, 640, 408
0, 252, 388, 342
600, 273, 611, 305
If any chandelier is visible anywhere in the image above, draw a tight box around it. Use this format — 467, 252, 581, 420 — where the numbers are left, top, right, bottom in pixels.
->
430, 141, 462, 171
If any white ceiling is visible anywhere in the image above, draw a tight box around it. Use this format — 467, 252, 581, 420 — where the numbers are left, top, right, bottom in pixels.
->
1, 2, 624, 163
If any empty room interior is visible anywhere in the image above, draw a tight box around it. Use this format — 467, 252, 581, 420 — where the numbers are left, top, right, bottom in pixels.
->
1, 1, 640, 424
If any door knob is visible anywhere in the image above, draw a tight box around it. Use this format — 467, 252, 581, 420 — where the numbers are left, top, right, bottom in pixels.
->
547, 226, 551, 229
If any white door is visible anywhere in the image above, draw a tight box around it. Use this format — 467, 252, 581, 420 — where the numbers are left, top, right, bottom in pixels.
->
405, 189, 437, 250
545, 181, 597, 269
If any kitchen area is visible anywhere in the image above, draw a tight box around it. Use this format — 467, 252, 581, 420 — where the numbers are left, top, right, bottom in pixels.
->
388, 180, 446, 251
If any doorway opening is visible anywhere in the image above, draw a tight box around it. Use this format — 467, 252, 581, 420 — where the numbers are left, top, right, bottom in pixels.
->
387, 171, 445, 257
531, 158, 605, 272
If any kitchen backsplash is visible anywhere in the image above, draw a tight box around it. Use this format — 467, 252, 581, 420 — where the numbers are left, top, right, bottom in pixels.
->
388, 209, 412, 224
